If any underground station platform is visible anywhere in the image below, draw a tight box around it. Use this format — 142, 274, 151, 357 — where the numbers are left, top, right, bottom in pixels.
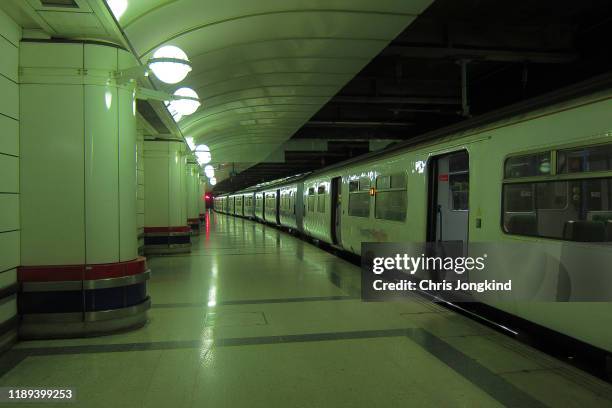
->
0, 214, 610, 407
3, 0, 612, 407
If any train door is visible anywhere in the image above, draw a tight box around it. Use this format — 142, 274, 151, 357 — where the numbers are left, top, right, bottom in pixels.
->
276, 189, 281, 224
427, 150, 469, 254
331, 177, 342, 245
261, 193, 265, 219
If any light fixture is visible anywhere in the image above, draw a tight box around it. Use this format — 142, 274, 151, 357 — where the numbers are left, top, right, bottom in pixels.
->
204, 165, 215, 178
195, 144, 211, 165
148, 46, 192, 84
209, 177, 217, 186
115, 45, 193, 87
106, 0, 127, 20
167, 88, 200, 116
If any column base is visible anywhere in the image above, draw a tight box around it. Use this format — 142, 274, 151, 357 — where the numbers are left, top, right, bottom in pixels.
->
143, 226, 192, 254
18, 257, 151, 339
19, 299, 150, 339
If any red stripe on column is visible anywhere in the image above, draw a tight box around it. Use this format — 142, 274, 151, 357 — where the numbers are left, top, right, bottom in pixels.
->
18, 265, 84, 282
86, 257, 147, 280
18, 257, 147, 282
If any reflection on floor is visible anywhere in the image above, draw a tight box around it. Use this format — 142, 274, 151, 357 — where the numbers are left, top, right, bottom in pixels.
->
2, 212, 612, 407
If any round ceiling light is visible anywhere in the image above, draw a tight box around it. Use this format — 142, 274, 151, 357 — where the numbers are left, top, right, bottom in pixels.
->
209, 177, 217, 186
168, 88, 200, 116
195, 144, 211, 165
200, 150, 212, 166
204, 165, 215, 178
149, 46, 192, 84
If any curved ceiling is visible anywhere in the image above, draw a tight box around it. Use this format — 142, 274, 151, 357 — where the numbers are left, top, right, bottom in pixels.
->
117, 0, 433, 175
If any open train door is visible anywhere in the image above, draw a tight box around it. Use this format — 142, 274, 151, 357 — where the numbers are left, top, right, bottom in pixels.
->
331, 177, 342, 246
427, 150, 470, 264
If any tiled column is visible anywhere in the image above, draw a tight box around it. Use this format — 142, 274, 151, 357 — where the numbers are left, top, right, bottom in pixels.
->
18, 41, 150, 339
186, 162, 201, 234
143, 140, 191, 254
199, 179, 207, 221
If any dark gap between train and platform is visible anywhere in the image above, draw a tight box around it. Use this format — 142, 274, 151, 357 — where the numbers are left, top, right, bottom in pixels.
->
248, 216, 612, 383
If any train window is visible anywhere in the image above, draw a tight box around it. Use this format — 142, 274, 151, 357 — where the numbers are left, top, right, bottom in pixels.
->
376, 176, 390, 190
375, 192, 406, 221
449, 153, 469, 173
557, 143, 612, 174
359, 177, 371, 191
375, 173, 407, 221
348, 177, 372, 217
504, 184, 534, 212
449, 173, 469, 210
503, 178, 612, 241
505, 152, 551, 178
317, 185, 326, 212
536, 182, 567, 210
349, 192, 370, 217
307, 187, 315, 212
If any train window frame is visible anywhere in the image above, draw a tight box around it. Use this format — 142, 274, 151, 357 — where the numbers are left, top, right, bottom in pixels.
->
501, 141, 612, 242
557, 143, 612, 174
348, 176, 372, 218
307, 187, 315, 212
317, 185, 326, 213
504, 151, 552, 179
374, 173, 407, 222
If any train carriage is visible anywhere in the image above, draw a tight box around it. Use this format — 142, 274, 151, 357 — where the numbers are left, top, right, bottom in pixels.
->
216, 86, 612, 355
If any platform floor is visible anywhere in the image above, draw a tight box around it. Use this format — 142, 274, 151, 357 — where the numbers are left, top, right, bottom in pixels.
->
2, 212, 612, 407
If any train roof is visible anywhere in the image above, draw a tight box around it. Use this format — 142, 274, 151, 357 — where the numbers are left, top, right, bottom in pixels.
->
234, 172, 311, 194
304, 71, 612, 178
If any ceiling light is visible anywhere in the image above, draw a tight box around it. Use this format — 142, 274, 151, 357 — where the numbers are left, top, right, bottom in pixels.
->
209, 177, 217, 186
148, 46, 192, 84
167, 87, 200, 116
195, 144, 211, 165
204, 165, 214, 178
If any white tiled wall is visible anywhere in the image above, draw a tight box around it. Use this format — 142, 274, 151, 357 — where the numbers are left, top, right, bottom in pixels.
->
0, 8, 20, 341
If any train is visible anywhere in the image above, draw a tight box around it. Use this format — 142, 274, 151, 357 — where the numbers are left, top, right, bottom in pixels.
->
213, 82, 612, 355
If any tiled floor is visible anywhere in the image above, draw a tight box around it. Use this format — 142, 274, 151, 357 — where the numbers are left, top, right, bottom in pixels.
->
1, 212, 612, 407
